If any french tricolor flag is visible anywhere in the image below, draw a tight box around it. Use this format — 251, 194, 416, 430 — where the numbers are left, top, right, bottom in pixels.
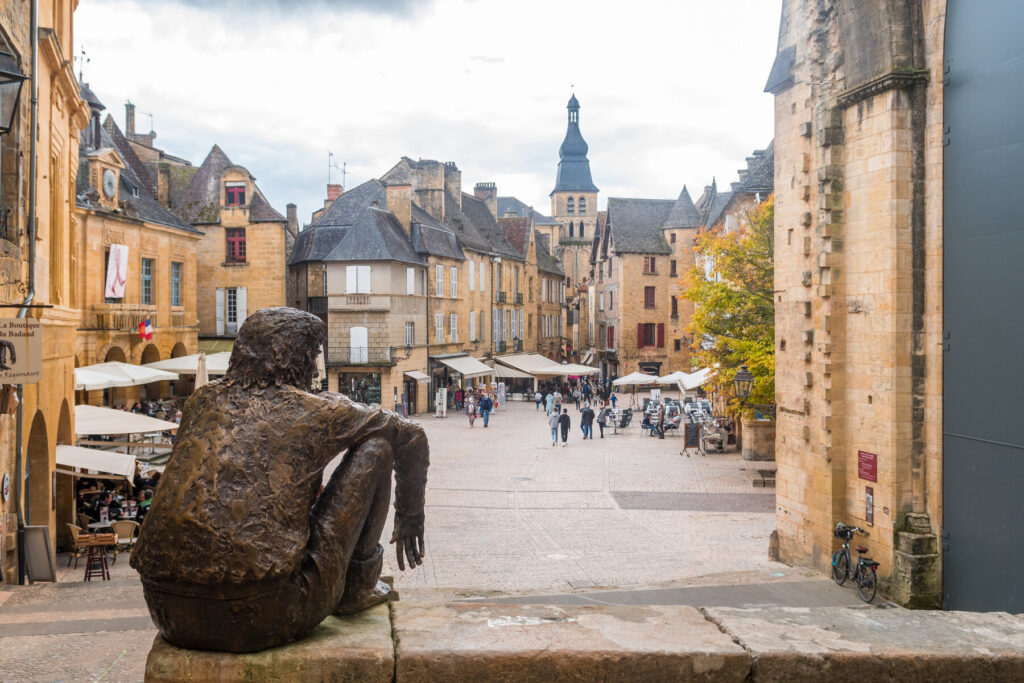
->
138, 318, 153, 341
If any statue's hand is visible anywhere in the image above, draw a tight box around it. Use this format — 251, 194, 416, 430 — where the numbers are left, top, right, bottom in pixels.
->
389, 512, 424, 571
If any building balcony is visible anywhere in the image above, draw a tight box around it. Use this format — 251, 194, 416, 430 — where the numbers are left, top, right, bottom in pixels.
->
513, 339, 523, 352
90, 304, 158, 332
327, 294, 393, 311
495, 291, 507, 303
170, 311, 186, 328
495, 341, 507, 353
327, 345, 397, 367
514, 293, 523, 305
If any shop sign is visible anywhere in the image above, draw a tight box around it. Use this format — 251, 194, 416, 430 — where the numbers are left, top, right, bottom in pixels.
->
1, 471, 8, 501
857, 450, 878, 482
0, 318, 41, 384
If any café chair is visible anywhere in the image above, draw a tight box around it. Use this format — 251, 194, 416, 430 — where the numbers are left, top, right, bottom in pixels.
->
65, 524, 93, 568
110, 520, 141, 564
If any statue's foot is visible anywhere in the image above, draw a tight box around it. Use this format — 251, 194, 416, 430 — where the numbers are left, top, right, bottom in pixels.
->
334, 579, 396, 616
333, 544, 399, 616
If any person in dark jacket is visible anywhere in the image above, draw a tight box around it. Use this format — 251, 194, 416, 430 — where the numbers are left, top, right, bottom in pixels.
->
596, 405, 610, 438
558, 408, 571, 447
479, 394, 493, 427
580, 404, 595, 439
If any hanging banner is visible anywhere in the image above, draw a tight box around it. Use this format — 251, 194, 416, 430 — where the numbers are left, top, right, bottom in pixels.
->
105, 244, 129, 298
0, 318, 41, 384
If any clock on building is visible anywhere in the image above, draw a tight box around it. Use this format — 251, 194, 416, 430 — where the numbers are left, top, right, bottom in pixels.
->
102, 168, 117, 198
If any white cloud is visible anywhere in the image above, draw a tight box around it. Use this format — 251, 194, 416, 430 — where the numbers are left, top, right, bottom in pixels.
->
77, 0, 781, 222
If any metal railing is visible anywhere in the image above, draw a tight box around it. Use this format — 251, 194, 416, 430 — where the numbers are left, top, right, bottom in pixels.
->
92, 304, 158, 331
495, 291, 507, 303
327, 345, 396, 366
513, 339, 523, 352
495, 341, 507, 352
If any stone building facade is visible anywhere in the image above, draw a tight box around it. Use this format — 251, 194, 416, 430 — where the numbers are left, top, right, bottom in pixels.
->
0, 0, 90, 581
74, 91, 201, 409
767, 0, 946, 607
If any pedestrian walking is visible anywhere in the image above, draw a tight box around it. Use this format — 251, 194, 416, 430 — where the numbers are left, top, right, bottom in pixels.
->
545, 391, 554, 415
466, 396, 477, 427
582, 382, 592, 403
573, 388, 582, 410
597, 405, 609, 438
480, 393, 493, 427
580, 403, 595, 439
548, 410, 560, 446
558, 408, 571, 447
610, 392, 618, 409
535, 390, 543, 410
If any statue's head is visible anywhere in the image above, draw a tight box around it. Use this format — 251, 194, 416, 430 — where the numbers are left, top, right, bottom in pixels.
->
227, 307, 325, 390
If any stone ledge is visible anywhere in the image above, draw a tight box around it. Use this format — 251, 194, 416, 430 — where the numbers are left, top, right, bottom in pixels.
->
144, 601, 1024, 682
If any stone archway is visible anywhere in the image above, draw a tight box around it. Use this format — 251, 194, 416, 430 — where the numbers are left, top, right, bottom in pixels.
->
55, 401, 75, 549
26, 411, 49, 528
104, 345, 129, 407
140, 344, 162, 401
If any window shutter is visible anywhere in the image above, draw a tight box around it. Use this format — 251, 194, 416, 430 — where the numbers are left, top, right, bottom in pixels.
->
346, 266, 357, 293
657, 323, 665, 348
216, 288, 225, 336
637, 323, 644, 349
469, 260, 475, 290
237, 287, 247, 325
470, 311, 476, 340
480, 311, 486, 340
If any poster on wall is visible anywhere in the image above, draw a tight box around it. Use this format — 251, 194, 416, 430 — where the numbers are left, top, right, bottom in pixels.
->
0, 318, 42, 384
104, 244, 128, 298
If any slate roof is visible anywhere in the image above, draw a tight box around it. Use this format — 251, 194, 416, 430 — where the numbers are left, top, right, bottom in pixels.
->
460, 193, 522, 261
312, 179, 385, 227
535, 232, 564, 276
731, 141, 774, 193
289, 206, 425, 267
79, 82, 104, 110
175, 145, 285, 225
695, 180, 736, 228
497, 196, 558, 225
102, 115, 158, 198
411, 204, 464, 261
605, 198, 674, 255
662, 187, 700, 229
590, 211, 607, 265
75, 125, 200, 235
764, 45, 796, 94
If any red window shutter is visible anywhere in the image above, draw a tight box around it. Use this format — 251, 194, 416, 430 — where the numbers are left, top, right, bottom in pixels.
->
637, 322, 645, 349
608, 325, 614, 348
657, 323, 665, 348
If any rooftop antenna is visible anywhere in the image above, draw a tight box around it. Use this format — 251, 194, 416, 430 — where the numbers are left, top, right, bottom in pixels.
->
141, 111, 154, 132
76, 47, 89, 82
327, 150, 345, 188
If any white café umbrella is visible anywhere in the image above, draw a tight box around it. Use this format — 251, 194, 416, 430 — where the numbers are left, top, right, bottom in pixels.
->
681, 368, 714, 391
612, 371, 660, 386
56, 444, 136, 481
195, 352, 210, 389
143, 352, 231, 376
74, 404, 179, 436
555, 363, 601, 376
75, 368, 126, 391
657, 371, 690, 385
75, 361, 178, 390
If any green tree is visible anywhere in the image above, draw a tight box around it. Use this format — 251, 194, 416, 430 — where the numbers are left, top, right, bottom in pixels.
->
683, 197, 774, 414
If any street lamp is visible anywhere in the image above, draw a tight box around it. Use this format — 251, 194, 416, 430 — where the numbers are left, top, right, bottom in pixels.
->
0, 51, 27, 135
733, 364, 754, 402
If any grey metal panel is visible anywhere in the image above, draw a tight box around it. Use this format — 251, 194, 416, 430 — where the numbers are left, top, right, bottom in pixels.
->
943, 0, 1024, 612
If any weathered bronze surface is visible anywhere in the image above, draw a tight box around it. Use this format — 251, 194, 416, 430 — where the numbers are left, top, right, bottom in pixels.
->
131, 307, 429, 653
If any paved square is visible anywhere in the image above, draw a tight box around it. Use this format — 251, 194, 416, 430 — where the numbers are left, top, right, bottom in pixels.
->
380, 401, 780, 592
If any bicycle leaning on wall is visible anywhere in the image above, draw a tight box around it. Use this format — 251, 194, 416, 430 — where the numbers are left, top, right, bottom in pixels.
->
831, 522, 880, 602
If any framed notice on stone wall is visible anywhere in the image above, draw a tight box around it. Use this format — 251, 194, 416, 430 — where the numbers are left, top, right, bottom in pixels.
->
0, 318, 42, 384
858, 450, 878, 482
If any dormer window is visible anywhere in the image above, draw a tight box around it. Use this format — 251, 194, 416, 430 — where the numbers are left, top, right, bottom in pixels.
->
567, 197, 575, 214
225, 181, 246, 206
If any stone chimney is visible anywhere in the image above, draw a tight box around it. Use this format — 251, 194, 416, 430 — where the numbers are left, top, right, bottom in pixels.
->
327, 184, 343, 202
125, 101, 136, 136
474, 182, 497, 219
443, 161, 461, 212
385, 183, 412, 237
286, 203, 299, 237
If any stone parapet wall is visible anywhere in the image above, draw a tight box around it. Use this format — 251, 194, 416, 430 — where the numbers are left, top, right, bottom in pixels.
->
146, 601, 1024, 682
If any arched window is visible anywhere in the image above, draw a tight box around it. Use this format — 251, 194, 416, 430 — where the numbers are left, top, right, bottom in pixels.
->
567, 197, 575, 214
579, 223, 585, 240
578, 197, 586, 214
568, 222, 574, 238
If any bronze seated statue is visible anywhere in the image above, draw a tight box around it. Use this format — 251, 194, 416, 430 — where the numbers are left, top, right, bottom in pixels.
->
131, 307, 429, 653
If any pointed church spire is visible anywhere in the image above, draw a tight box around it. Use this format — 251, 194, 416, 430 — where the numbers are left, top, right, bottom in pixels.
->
552, 93, 598, 196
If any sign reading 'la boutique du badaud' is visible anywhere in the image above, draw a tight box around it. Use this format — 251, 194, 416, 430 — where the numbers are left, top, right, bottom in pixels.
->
0, 318, 42, 384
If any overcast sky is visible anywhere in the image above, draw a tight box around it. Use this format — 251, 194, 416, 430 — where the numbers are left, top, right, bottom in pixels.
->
76, 0, 781, 224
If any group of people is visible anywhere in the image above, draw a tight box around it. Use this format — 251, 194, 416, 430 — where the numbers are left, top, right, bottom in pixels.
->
76, 463, 161, 529
538, 379, 616, 447
462, 385, 497, 428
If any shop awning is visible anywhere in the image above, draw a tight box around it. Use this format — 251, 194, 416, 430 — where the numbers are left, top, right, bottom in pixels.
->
75, 404, 179, 436
613, 371, 660, 386
56, 444, 136, 481
436, 355, 492, 378
404, 370, 430, 382
555, 363, 601, 376
489, 363, 533, 379
144, 352, 231, 376
494, 353, 565, 376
